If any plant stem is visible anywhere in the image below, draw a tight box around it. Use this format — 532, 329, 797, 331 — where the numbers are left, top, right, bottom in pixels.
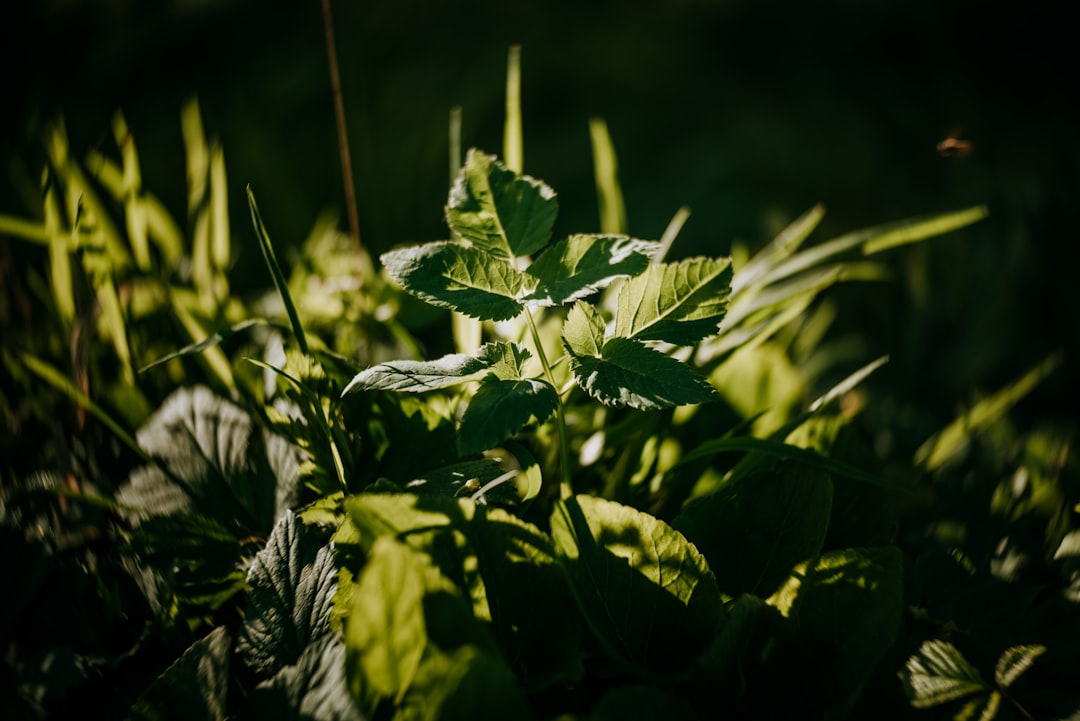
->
523, 308, 573, 499
320, 0, 363, 262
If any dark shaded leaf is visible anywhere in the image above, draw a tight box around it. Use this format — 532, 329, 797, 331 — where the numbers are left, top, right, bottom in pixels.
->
126, 626, 230, 721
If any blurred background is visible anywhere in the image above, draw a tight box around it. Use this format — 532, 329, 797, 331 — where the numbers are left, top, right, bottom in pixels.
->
4, 0, 1076, 422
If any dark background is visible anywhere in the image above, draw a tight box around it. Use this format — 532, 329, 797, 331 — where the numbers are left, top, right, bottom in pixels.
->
4, 0, 1077, 421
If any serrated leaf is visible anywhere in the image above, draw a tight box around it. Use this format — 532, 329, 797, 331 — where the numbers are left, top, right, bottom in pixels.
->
238, 637, 363, 721
341, 343, 501, 395
673, 460, 833, 598
522, 234, 659, 306
994, 644, 1046, 688
458, 377, 558, 455
116, 386, 302, 535
381, 241, 527, 321
238, 511, 337, 678
446, 148, 557, 259
126, 626, 230, 721
956, 691, 1001, 721
613, 257, 732, 344
900, 640, 988, 708
562, 301, 606, 357
550, 495, 725, 679
567, 336, 719, 410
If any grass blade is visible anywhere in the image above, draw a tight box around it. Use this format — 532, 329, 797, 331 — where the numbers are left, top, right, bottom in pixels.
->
504, 44, 523, 173
589, 117, 627, 235
247, 185, 310, 356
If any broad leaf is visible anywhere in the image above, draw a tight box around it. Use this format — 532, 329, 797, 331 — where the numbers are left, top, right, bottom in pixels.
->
994, 644, 1046, 688
126, 626, 230, 721
458, 377, 558, 455
522, 234, 659, 306
673, 460, 833, 598
900, 640, 989, 708
117, 386, 302, 535
380, 241, 527, 321
238, 637, 363, 721
613, 257, 732, 344
446, 148, 557, 259
551, 495, 725, 679
567, 336, 719, 410
341, 342, 517, 395
470, 507, 584, 690
562, 300, 606, 357
238, 510, 337, 678
769, 546, 904, 716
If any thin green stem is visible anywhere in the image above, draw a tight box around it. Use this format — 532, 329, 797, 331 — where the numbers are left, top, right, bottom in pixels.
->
523, 308, 572, 499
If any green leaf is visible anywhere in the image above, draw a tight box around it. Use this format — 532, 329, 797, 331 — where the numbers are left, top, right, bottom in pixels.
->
673, 460, 833, 598
613, 257, 732, 345
126, 626, 230, 721
341, 342, 510, 395
550, 495, 725, 679
522, 234, 659, 306
900, 640, 989, 709
567, 336, 719, 410
238, 510, 337, 678
770, 547, 904, 716
238, 637, 363, 721
994, 644, 1046, 688
590, 684, 701, 721
458, 376, 558, 455
116, 386, 302, 535
248, 185, 310, 355
562, 300, 606, 357
381, 240, 527, 320
470, 507, 584, 690
446, 148, 557, 260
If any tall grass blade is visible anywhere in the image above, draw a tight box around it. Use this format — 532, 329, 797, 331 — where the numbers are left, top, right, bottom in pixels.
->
449, 105, 463, 186
733, 203, 825, 294
504, 44, 523, 173
588, 117, 627, 235
171, 293, 237, 389
43, 170, 75, 324
655, 206, 691, 265
113, 111, 151, 271
20, 352, 147, 461
247, 186, 310, 356
0, 214, 48, 244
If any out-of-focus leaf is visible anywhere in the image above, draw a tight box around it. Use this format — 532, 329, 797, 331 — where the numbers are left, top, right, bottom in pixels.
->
900, 639, 989, 709
551, 495, 725, 679
126, 626, 230, 721
238, 637, 363, 721
238, 511, 337, 678
994, 644, 1046, 689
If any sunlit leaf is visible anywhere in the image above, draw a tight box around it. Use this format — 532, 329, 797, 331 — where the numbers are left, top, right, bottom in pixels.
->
900, 640, 989, 709
522, 234, 658, 306
994, 644, 1046, 689
446, 148, 556, 259
551, 495, 725, 679
567, 336, 719, 410
613, 257, 732, 345
381, 241, 527, 320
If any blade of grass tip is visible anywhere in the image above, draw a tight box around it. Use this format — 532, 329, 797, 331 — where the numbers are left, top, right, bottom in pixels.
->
182, 97, 209, 216
139, 318, 271, 373
654, 206, 691, 264
504, 44, 523, 173
733, 203, 825, 294
209, 143, 230, 278
113, 110, 151, 271
43, 169, 75, 324
321, 0, 363, 258
21, 352, 148, 462
862, 205, 988, 255
449, 106, 463, 185
808, 355, 889, 412
588, 117, 628, 235
916, 351, 1063, 472
246, 185, 310, 356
